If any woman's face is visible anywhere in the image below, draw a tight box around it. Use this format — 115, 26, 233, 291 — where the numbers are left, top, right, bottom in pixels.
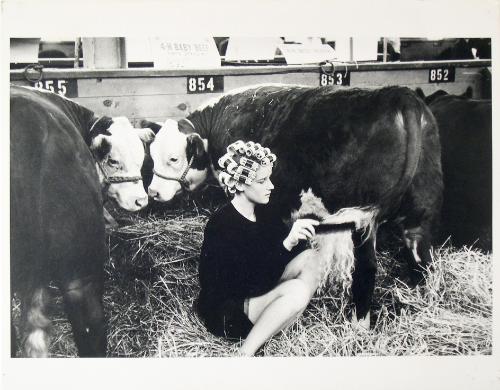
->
241, 164, 274, 205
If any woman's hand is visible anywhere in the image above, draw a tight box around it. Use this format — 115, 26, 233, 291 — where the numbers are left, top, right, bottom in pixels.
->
283, 218, 320, 251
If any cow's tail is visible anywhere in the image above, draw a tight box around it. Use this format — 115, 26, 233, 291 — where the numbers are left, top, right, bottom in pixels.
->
22, 287, 51, 357
381, 98, 424, 213
291, 189, 378, 293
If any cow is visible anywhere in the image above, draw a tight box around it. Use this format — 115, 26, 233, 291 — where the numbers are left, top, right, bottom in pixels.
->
10, 85, 154, 357
436, 38, 491, 60
147, 84, 443, 328
416, 87, 492, 250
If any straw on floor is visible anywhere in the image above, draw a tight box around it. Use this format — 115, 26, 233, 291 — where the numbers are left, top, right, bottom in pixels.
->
13, 192, 492, 357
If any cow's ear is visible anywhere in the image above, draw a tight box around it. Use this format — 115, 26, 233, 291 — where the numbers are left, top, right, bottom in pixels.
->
178, 118, 196, 134
89, 116, 113, 140
137, 128, 156, 145
463, 86, 473, 99
415, 88, 426, 101
90, 135, 111, 161
186, 133, 209, 170
139, 119, 162, 134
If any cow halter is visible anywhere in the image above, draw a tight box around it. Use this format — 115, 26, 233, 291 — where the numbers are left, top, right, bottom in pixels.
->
152, 156, 194, 190
94, 157, 143, 185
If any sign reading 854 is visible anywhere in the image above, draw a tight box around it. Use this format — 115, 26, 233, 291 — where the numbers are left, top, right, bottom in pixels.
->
186, 76, 224, 94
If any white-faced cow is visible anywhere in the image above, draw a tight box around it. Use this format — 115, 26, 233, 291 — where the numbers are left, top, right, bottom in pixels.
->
416, 87, 492, 250
10, 85, 154, 357
147, 84, 443, 328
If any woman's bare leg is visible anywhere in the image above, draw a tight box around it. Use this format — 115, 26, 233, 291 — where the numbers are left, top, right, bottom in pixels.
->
280, 249, 322, 287
238, 249, 323, 356
239, 278, 313, 356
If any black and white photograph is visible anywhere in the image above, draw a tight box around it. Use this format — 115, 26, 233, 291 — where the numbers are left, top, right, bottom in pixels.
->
2, 1, 499, 389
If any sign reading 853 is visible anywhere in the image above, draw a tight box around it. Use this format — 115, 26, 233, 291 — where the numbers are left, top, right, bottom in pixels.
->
319, 71, 351, 86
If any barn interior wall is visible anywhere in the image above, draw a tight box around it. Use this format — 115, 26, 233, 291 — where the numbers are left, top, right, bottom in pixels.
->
11, 65, 489, 127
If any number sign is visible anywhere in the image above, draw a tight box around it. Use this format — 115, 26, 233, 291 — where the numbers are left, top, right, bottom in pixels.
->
428, 67, 455, 83
319, 71, 350, 86
187, 76, 224, 94
33, 79, 78, 98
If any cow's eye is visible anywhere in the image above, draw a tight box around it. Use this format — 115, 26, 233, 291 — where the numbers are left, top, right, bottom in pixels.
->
170, 157, 179, 163
108, 158, 119, 166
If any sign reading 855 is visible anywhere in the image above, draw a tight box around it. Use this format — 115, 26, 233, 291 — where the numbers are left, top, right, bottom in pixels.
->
33, 79, 78, 98
34, 80, 68, 96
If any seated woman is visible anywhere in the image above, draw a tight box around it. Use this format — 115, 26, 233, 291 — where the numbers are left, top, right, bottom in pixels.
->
196, 140, 319, 356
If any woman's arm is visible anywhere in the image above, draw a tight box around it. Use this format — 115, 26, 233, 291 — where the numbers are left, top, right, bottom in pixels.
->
283, 218, 320, 251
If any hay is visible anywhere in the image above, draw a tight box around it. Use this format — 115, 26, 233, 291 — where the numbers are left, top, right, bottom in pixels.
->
12, 197, 492, 357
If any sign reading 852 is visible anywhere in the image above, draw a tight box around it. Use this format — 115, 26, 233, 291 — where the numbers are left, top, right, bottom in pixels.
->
428, 67, 456, 83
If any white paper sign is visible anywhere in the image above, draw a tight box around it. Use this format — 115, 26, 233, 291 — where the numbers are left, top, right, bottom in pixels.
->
278, 43, 337, 65
328, 38, 379, 62
126, 37, 153, 62
225, 37, 282, 61
10, 38, 41, 63
352, 37, 379, 61
150, 37, 221, 69
330, 38, 351, 62
283, 37, 323, 46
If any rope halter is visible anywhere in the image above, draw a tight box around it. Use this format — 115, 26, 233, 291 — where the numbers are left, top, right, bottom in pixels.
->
152, 155, 194, 191
94, 157, 143, 185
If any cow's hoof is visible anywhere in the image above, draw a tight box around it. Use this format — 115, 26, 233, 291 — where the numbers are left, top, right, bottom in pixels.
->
408, 267, 427, 287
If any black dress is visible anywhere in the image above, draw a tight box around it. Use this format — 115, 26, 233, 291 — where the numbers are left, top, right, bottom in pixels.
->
196, 202, 302, 339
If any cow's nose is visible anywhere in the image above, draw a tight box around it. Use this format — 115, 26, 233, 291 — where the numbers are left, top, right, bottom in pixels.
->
135, 196, 148, 208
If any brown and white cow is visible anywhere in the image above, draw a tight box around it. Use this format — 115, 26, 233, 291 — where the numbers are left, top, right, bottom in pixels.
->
88, 115, 154, 212
146, 84, 443, 328
10, 85, 153, 357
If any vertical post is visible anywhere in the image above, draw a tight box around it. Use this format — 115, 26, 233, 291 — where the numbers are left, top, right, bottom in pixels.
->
383, 37, 388, 62
349, 37, 354, 61
82, 38, 127, 69
118, 38, 127, 68
74, 38, 81, 68
82, 38, 96, 69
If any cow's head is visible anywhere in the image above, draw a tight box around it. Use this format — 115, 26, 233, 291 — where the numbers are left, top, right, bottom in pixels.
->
89, 116, 155, 211
148, 119, 209, 202
415, 87, 473, 105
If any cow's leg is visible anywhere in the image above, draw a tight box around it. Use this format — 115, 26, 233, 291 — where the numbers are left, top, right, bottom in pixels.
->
402, 224, 433, 285
11, 292, 18, 357
399, 114, 442, 285
399, 180, 441, 285
351, 232, 377, 329
61, 277, 106, 357
11, 323, 18, 357
103, 206, 118, 230
20, 287, 51, 358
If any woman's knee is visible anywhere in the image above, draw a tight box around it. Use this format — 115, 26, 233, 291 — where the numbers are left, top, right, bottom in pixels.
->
280, 279, 313, 313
